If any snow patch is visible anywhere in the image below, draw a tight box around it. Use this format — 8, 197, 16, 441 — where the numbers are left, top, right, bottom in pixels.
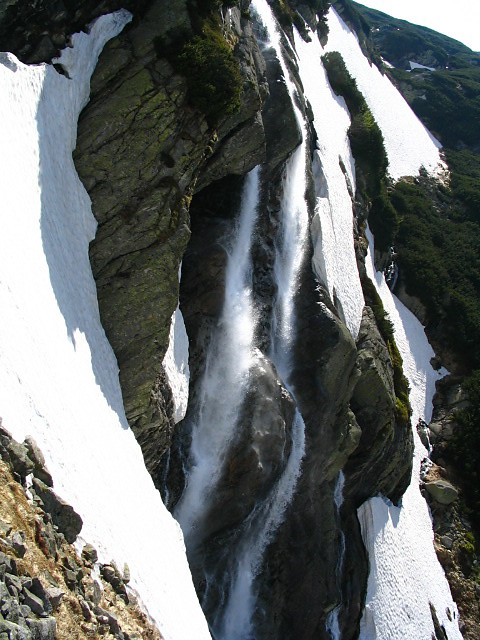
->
409, 60, 436, 71
0, 13, 210, 640
294, 26, 364, 339
358, 227, 461, 640
162, 301, 190, 424
325, 8, 443, 179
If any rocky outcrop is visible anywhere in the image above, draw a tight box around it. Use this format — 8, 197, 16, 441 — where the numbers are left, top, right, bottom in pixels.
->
0, 0, 151, 64
344, 306, 413, 506
73, 1, 269, 486
0, 427, 163, 639
420, 377, 480, 639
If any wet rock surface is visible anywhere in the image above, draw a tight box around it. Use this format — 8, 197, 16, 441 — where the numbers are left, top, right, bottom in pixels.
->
344, 306, 413, 506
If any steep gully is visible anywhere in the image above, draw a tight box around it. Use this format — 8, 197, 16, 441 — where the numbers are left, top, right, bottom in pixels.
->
164, 3, 420, 639
65, 2, 461, 639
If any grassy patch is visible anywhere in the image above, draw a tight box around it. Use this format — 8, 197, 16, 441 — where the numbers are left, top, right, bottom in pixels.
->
155, 5, 243, 126
174, 30, 242, 125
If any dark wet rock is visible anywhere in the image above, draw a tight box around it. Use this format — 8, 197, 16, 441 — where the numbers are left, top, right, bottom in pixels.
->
23, 438, 52, 488
26, 616, 56, 640
100, 565, 127, 601
0, 425, 33, 482
79, 597, 92, 621
0, 554, 17, 578
196, 8, 268, 190
5, 575, 22, 595
0, 0, 151, 64
94, 606, 120, 635
21, 590, 45, 618
10, 533, 26, 559
43, 587, 64, 612
28, 580, 52, 617
262, 48, 302, 171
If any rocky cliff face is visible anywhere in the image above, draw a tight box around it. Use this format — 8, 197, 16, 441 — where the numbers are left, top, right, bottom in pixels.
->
1, 1, 416, 638
73, 0, 268, 487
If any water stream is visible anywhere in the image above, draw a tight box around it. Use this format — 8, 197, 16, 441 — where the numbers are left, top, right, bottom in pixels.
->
176, 2, 312, 635
174, 167, 260, 542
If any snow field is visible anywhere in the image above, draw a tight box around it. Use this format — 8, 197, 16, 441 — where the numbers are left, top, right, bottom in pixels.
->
294, 27, 364, 339
0, 13, 210, 640
325, 8, 443, 180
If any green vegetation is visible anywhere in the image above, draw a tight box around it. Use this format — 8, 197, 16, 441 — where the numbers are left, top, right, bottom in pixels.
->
322, 51, 396, 251
446, 371, 480, 531
386, 65, 480, 150
174, 29, 242, 124
446, 149, 480, 222
389, 175, 480, 371
355, 2, 480, 151
154, 3, 243, 126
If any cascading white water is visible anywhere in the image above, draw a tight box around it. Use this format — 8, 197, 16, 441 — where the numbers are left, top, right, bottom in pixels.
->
326, 471, 346, 640
216, 3, 309, 636
174, 167, 260, 540
358, 227, 462, 640
219, 409, 306, 639
251, 0, 311, 367
293, 25, 364, 340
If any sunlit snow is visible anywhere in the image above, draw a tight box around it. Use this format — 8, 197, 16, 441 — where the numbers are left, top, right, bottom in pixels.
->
294, 28, 364, 339
409, 60, 436, 71
0, 13, 210, 640
325, 8, 443, 179
358, 227, 462, 640
163, 301, 190, 424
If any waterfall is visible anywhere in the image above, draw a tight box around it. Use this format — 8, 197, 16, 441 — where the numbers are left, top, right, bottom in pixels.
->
326, 471, 346, 640
218, 408, 305, 639
174, 166, 260, 541
214, 3, 312, 636
175, 2, 313, 635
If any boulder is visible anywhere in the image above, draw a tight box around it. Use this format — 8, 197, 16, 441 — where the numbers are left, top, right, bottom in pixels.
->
23, 438, 52, 488
31, 479, 82, 544
425, 480, 459, 505
81, 544, 98, 565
